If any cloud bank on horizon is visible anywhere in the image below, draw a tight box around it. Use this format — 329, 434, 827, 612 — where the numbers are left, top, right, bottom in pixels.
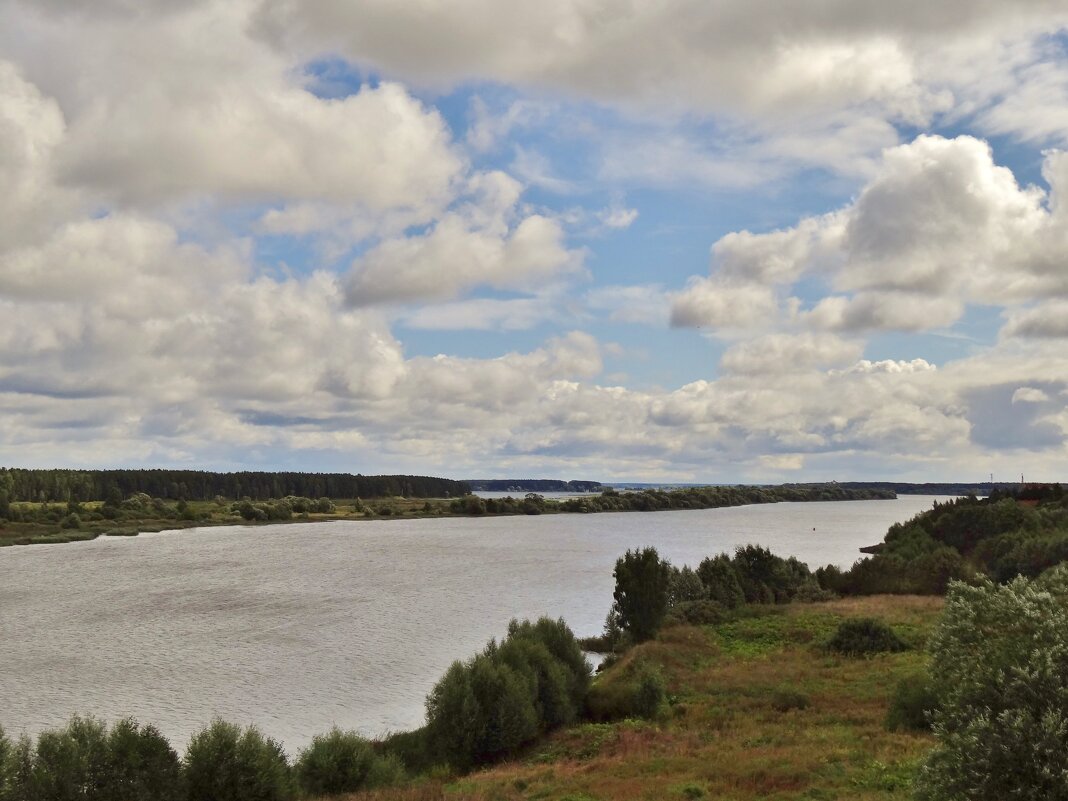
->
1, 0, 1067, 482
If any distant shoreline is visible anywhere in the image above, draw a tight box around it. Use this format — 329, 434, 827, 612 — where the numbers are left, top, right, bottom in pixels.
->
0, 484, 896, 549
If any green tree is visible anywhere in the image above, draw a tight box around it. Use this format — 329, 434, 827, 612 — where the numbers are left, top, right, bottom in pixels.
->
32, 715, 110, 801
184, 720, 295, 801
612, 548, 672, 642
917, 570, 1068, 800
103, 719, 183, 801
295, 729, 384, 796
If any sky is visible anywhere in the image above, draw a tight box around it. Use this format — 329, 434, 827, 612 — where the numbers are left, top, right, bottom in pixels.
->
1, 0, 1068, 483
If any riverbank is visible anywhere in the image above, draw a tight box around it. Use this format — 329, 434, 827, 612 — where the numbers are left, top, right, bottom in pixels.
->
0, 484, 895, 548
336, 594, 940, 801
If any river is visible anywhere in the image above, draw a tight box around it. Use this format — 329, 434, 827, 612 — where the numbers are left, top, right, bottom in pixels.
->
0, 495, 947, 751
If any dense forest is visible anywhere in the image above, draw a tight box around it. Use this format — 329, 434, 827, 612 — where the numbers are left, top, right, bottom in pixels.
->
819, 484, 1068, 595
0, 469, 469, 504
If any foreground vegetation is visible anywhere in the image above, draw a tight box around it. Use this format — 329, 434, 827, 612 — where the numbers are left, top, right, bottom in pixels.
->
0, 481, 893, 548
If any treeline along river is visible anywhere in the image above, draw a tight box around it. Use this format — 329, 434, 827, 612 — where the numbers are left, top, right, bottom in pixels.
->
0, 495, 950, 751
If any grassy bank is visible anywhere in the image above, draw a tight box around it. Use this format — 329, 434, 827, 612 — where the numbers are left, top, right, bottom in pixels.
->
339, 595, 940, 801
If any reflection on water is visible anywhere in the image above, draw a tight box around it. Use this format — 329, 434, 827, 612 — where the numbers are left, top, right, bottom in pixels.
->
0, 496, 946, 750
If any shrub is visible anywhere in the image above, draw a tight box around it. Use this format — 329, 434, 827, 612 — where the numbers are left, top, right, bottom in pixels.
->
60, 512, 82, 530
916, 575, 1068, 800
0, 726, 10, 799
296, 728, 400, 796
424, 618, 590, 770
826, 618, 908, 656
1, 734, 34, 801
103, 719, 183, 801
631, 663, 668, 720
586, 661, 667, 722
885, 674, 936, 732
664, 599, 727, 627
696, 555, 745, 609
668, 566, 707, 606
184, 720, 295, 801
378, 728, 434, 775
770, 689, 810, 713
32, 714, 110, 800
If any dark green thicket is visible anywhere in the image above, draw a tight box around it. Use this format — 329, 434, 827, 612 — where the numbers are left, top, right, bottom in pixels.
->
424, 617, 591, 770
295, 728, 402, 796
184, 720, 295, 801
585, 660, 668, 722
885, 674, 936, 732
826, 618, 909, 656
597, 544, 831, 649
820, 489, 1068, 596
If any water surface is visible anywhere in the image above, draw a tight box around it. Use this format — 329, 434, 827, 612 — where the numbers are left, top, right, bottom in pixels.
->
0, 496, 946, 750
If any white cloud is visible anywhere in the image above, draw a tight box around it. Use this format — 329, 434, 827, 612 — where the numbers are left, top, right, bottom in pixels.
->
670, 278, 779, 332
1012, 386, 1052, 404
833, 359, 937, 375
0, 59, 72, 249
345, 172, 585, 306
804, 292, 965, 332
0, 2, 463, 217
720, 333, 863, 375
251, 0, 1066, 124
1002, 301, 1068, 339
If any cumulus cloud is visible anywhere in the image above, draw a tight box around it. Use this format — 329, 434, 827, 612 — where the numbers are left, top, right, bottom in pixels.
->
345, 172, 584, 306
804, 292, 965, 332
1012, 386, 1051, 404
250, 0, 1066, 124
720, 333, 863, 375
676, 135, 1068, 342
1002, 302, 1068, 339
670, 279, 779, 332
833, 359, 937, 375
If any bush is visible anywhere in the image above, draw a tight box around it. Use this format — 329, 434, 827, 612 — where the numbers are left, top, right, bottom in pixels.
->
631, 663, 668, 720
296, 728, 401, 796
696, 555, 745, 609
32, 714, 110, 800
103, 719, 183, 801
585, 661, 667, 722
60, 512, 82, 530
826, 618, 908, 656
0, 726, 10, 799
916, 575, 1068, 800
885, 674, 936, 732
770, 689, 810, 713
664, 599, 727, 627
0, 733, 34, 801
184, 720, 295, 801
378, 728, 434, 775
425, 617, 591, 771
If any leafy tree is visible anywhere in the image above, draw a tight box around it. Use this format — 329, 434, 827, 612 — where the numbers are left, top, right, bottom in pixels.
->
612, 548, 672, 642
103, 719, 183, 801
668, 565, 707, 606
696, 555, 745, 609
295, 729, 393, 796
184, 720, 295, 801
917, 571, 1068, 800
32, 715, 110, 801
